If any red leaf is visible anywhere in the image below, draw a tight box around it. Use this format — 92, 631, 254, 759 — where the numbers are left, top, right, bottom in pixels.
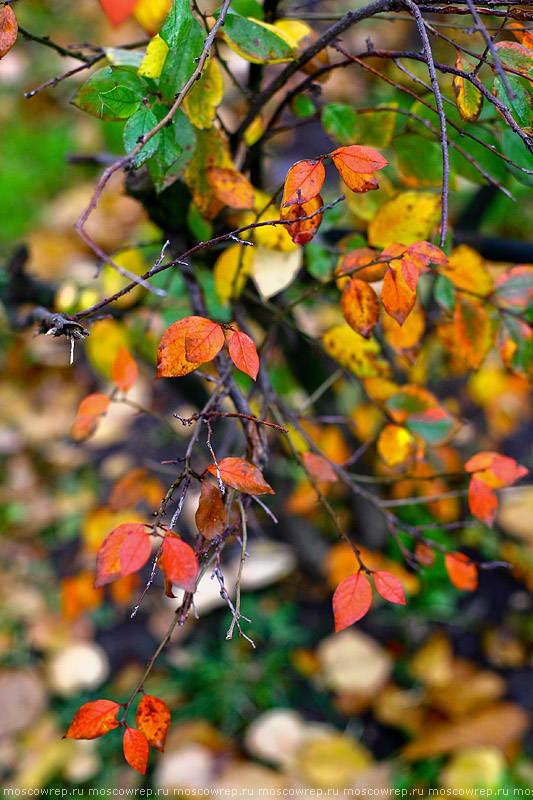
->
468, 476, 498, 527
123, 726, 149, 775
98, 0, 137, 27
400, 257, 419, 291
374, 571, 406, 605
228, 330, 260, 380
95, 523, 150, 587
0, 5, 18, 60
465, 452, 528, 487
280, 194, 324, 245
340, 278, 380, 339
330, 145, 388, 174
302, 452, 339, 483
65, 699, 120, 740
160, 536, 198, 593
406, 241, 447, 271
207, 456, 274, 495
135, 695, 171, 752
332, 573, 373, 632
157, 317, 205, 378
282, 160, 325, 207
184, 317, 225, 364
381, 261, 417, 325
444, 552, 478, 592
77, 393, 110, 417
112, 346, 138, 391
195, 483, 227, 540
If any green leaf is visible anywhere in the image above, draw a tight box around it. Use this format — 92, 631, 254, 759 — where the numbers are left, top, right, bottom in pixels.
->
159, 19, 205, 103
187, 203, 213, 241
72, 67, 146, 121
147, 106, 197, 192
290, 93, 316, 119
305, 244, 333, 282
500, 128, 533, 187
160, 0, 193, 52
493, 75, 533, 135
494, 41, 533, 78
321, 103, 358, 145
123, 106, 160, 167
222, 0, 264, 19
405, 407, 457, 445
105, 48, 145, 68
222, 12, 294, 64
434, 273, 456, 313
394, 134, 443, 188
358, 105, 397, 148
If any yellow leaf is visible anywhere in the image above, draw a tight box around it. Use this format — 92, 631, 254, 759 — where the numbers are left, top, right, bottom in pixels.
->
184, 59, 223, 130
134, 0, 171, 35
368, 191, 441, 248
85, 319, 130, 379
82, 507, 145, 553
184, 128, 233, 219
323, 324, 391, 378
295, 734, 372, 789
377, 424, 416, 469
441, 747, 505, 793
138, 34, 169, 79
253, 204, 297, 252
440, 244, 493, 297
244, 116, 264, 146
213, 243, 254, 304
101, 248, 146, 308
251, 245, 303, 299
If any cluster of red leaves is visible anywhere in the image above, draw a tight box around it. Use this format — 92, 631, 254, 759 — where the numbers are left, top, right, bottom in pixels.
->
65, 694, 171, 774
339, 240, 447, 336
333, 570, 406, 632
157, 316, 259, 380
280, 145, 388, 245
465, 451, 528, 527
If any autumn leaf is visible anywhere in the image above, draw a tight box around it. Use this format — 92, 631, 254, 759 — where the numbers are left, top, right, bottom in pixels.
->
71, 393, 111, 442
95, 523, 151, 587
228, 329, 260, 380
184, 317, 225, 364
374, 570, 407, 605
160, 535, 198, 592
282, 159, 325, 207
112, 347, 138, 391
156, 318, 208, 378
0, 5, 18, 59
98, 0, 137, 27
302, 452, 339, 483
368, 191, 441, 249
323, 324, 390, 378
444, 552, 478, 591
184, 59, 223, 130
206, 167, 254, 209
381, 261, 417, 325
376, 424, 416, 470
406, 241, 448, 271
331, 145, 388, 193
213, 244, 254, 305
207, 457, 275, 495
136, 695, 171, 752
438, 297, 495, 370
468, 476, 498, 527
340, 278, 380, 339
195, 483, 227, 540
77, 393, 111, 416
332, 573, 373, 632
109, 467, 164, 513
65, 699, 120, 740
335, 248, 386, 286
280, 194, 324, 245
123, 726, 149, 774
453, 52, 483, 122
464, 452, 528, 526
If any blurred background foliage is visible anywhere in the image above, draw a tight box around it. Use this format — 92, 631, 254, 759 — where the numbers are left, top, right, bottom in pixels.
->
1, 0, 533, 795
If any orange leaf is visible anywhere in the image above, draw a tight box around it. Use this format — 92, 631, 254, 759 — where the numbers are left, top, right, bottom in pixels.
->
381, 262, 417, 325
95, 523, 151, 587
468, 476, 498, 527
160, 536, 198, 592
136, 695, 171, 753
406, 241, 447, 271
77, 393, 111, 416
70, 414, 99, 442
282, 159, 325, 207
400, 256, 419, 291
157, 317, 206, 378
339, 169, 379, 194
444, 552, 478, 591
415, 542, 435, 567
207, 456, 275, 495
0, 5, 18, 59
465, 452, 528, 487
112, 346, 138, 391
184, 317, 225, 364
335, 248, 385, 285
340, 278, 380, 338
123, 726, 149, 774
280, 194, 323, 245
302, 452, 338, 483
98, 0, 137, 26
332, 573, 372, 632
374, 570, 406, 605
206, 167, 254, 209
330, 144, 388, 174
195, 482, 227, 540
228, 330, 260, 380
65, 699, 120, 740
